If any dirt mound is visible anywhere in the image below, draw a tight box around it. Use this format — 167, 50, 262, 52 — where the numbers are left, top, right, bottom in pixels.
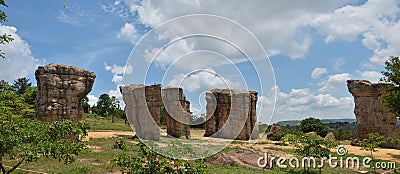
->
207, 150, 268, 169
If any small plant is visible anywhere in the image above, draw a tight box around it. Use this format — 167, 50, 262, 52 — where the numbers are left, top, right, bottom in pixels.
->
283, 133, 338, 174
358, 132, 387, 173
111, 141, 207, 174
112, 138, 128, 150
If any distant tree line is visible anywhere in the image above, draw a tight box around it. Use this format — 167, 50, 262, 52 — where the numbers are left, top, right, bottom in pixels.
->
81, 93, 126, 123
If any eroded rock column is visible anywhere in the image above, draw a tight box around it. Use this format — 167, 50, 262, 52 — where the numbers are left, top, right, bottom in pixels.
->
347, 80, 400, 148
204, 89, 259, 140
145, 84, 162, 126
35, 64, 95, 122
120, 84, 160, 140
162, 87, 191, 139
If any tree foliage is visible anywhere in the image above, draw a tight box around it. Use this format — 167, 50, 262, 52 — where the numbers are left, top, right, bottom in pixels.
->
0, 78, 90, 173
333, 127, 355, 141
112, 141, 207, 174
80, 96, 90, 114
0, 0, 14, 59
93, 94, 125, 121
381, 56, 400, 117
300, 117, 328, 137
95, 94, 112, 116
282, 133, 338, 174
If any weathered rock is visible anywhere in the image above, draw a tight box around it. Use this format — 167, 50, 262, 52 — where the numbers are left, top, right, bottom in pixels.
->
35, 64, 95, 122
162, 87, 191, 139
324, 132, 336, 141
204, 89, 259, 140
306, 131, 318, 136
266, 124, 282, 140
347, 80, 400, 148
145, 84, 162, 126
120, 84, 160, 140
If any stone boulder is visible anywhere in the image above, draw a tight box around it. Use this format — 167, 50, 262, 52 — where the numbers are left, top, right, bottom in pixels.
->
162, 87, 191, 139
35, 64, 95, 122
306, 132, 318, 136
324, 132, 336, 141
347, 80, 400, 148
120, 84, 160, 140
266, 124, 282, 140
204, 89, 259, 140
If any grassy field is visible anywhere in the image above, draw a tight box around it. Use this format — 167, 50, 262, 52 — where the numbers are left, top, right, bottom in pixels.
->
3, 115, 399, 174
4, 138, 366, 174
82, 114, 132, 131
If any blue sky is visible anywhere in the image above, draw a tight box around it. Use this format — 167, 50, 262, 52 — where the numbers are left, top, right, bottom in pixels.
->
0, 0, 399, 123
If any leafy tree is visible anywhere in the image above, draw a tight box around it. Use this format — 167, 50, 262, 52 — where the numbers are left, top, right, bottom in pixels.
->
112, 141, 207, 174
12, 78, 31, 95
0, 80, 12, 92
95, 94, 112, 117
110, 96, 120, 123
0, 117, 89, 174
0, 90, 36, 119
358, 133, 387, 174
0, 0, 13, 59
283, 133, 338, 174
80, 96, 90, 114
0, 80, 36, 118
300, 117, 328, 137
381, 56, 400, 117
333, 127, 355, 141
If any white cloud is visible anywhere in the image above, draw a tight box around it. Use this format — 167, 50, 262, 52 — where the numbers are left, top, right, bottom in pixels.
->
258, 86, 354, 123
0, 25, 45, 82
356, 70, 382, 83
104, 63, 133, 84
144, 39, 194, 69
318, 73, 352, 93
120, 0, 356, 59
312, 0, 400, 68
87, 94, 99, 106
109, 86, 124, 108
117, 23, 138, 43
167, 68, 241, 93
311, 67, 328, 79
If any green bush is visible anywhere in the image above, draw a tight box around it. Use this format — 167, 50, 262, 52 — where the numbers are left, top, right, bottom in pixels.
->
111, 142, 207, 174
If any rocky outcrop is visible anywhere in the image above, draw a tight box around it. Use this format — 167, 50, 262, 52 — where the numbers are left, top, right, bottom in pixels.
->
162, 87, 191, 139
347, 80, 400, 148
324, 132, 336, 141
204, 89, 259, 140
145, 84, 162, 126
266, 124, 282, 140
35, 64, 95, 122
120, 84, 161, 140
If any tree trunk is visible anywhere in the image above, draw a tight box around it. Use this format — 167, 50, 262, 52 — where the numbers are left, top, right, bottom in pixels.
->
5, 158, 24, 174
0, 155, 6, 174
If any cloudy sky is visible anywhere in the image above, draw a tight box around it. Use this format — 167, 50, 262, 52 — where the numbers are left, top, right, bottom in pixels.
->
0, 0, 399, 123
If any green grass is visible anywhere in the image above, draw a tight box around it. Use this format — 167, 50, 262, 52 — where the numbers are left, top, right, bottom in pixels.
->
83, 113, 133, 131
4, 116, 398, 174
3, 138, 137, 174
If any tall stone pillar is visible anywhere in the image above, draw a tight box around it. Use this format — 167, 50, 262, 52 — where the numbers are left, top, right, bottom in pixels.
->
162, 87, 191, 139
347, 80, 400, 148
204, 89, 259, 140
145, 84, 162, 126
35, 64, 96, 122
120, 84, 160, 140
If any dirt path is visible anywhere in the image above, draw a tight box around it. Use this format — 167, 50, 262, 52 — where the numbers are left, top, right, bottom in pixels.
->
85, 130, 400, 163
83, 130, 135, 141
